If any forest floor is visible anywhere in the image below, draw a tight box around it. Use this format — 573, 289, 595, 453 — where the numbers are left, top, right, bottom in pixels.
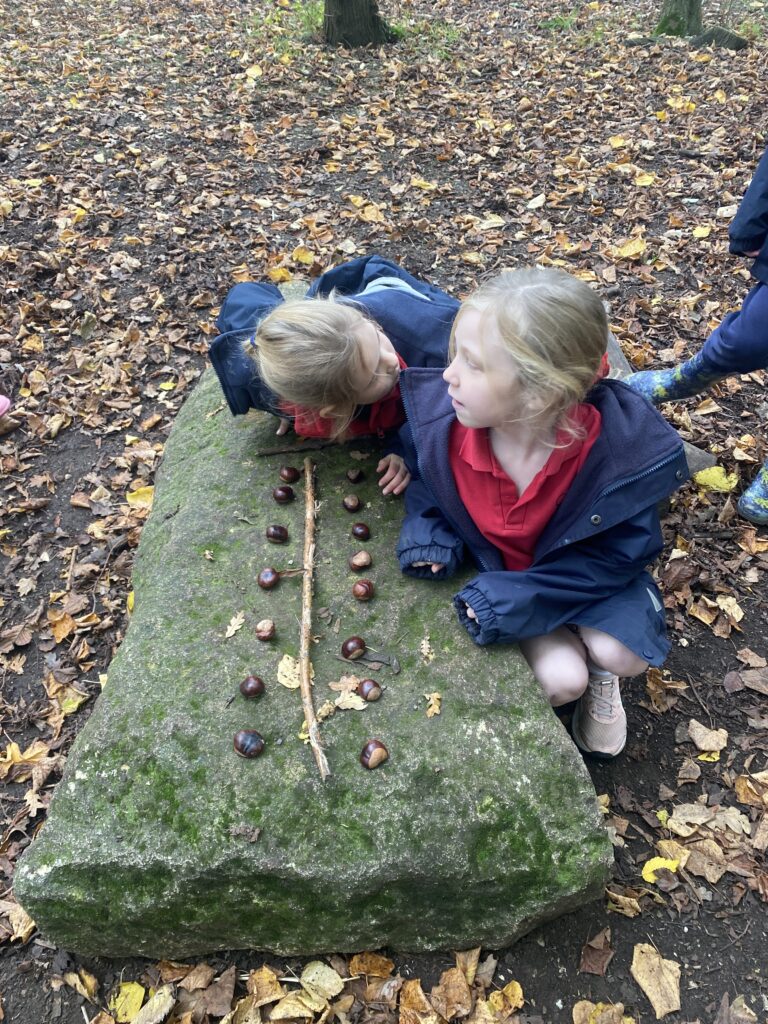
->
1, 0, 768, 1021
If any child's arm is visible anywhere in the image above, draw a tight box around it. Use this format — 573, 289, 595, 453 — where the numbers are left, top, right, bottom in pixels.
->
396, 476, 464, 578
377, 453, 411, 495
454, 507, 663, 645
729, 145, 768, 257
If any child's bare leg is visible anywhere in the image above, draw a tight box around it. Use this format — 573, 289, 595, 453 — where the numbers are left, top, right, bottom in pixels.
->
578, 626, 648, 677
519, 627, 589, 707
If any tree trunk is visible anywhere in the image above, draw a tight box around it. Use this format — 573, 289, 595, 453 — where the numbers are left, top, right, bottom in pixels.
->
655, 0, 702, 36
323, 0, 389, 47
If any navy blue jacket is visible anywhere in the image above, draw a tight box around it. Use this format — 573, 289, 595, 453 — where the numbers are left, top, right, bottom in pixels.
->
209, 256, 459, 418
396, 369, 689, 662
729, 145, 768, 285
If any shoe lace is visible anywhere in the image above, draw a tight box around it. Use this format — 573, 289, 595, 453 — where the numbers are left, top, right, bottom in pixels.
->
588, 677, 616, 721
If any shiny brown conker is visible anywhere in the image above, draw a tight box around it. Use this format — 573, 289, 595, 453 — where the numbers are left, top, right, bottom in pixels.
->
234, 729, 265, 758
258, 567, 280, 590
342, 494, 362, 512
341, 636, 367, 660
240, 675, 265, 698
273, 485, 295, 504
346, 468, 365, 484
352, 579, 375, 601
279, 465, 300, 483
357, 678, 382, 702
266, 524, 289, 544
351, 522, 370, 540
349, 550, 372, 571
360, 738, 388, 769
255, 618, 276, 641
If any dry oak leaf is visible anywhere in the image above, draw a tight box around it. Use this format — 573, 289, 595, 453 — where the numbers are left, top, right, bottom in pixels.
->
399, 979, 444, 1024
430, 967, 472, 1020
225, 611, 246, 639
424, 692, 442, 718
349, 951, 394, 978
630, 944, 680, 1019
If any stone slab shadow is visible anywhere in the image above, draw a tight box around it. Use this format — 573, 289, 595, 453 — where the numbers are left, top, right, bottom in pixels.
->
16, 368, 612, 958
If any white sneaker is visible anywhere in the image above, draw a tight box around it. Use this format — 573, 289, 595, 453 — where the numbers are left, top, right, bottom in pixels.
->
571, 672, 627, 759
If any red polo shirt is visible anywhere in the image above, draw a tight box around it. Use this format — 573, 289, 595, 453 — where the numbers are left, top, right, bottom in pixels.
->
449, 404, 602, 570
281, 356, 407, 439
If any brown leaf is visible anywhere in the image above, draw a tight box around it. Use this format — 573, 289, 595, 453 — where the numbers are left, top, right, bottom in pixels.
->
179, 962, 216, 991
740, 668, 768, 696
578, 928, 614, 976
349, 952, 394, 978
399, 979, 444, 1024
429, 967, 472, 1019
204, 966, 237, 1018
455, 948, 480, 986
630, 943, 680, 1018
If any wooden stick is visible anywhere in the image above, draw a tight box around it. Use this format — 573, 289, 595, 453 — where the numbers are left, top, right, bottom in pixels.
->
299, 457, 330, 780
255, 439, 342, 457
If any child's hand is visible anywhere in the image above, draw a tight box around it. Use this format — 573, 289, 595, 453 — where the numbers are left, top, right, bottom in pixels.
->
275, 417, 292, 436
412, 560, 446, 574
466, 605, 477, 620
377, 454, 411, 495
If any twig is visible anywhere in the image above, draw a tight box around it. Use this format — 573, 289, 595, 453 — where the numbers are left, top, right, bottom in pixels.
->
684, 671, 712, 721
256, 439, 343, 457
299, 458, 330, 780
65, 547, 77, 591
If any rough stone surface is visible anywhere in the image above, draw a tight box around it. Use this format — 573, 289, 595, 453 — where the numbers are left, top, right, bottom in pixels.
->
16, 369, 612, 958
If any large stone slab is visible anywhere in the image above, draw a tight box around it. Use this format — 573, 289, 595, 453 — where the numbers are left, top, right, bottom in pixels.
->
16, 368, 612, 958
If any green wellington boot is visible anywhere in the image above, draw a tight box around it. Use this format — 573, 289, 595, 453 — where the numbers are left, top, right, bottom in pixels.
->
625, 349, 726, 407
738, 463, 768, 526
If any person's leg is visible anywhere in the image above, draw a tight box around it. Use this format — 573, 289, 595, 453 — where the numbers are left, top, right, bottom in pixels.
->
627, 283, 768, 524
626, 283, 768, 402
569, 627, 648, 760
519, 627, 589, 708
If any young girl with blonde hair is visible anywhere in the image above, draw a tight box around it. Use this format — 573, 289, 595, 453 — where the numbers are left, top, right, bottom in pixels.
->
397, 268, 688, 759
208, 256, 459, 494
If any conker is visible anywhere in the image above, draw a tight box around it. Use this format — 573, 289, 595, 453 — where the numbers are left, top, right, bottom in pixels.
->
360, 738, 388, 769
342, 494, 362, 512
255, 618, 276, 641
240, 675, 265, 698
341, 636, 367, 660
279, 465, 300, 483
266, 524, 289, 544
351, 522, 370, 540
234, 730, 265, 758
357, 678, 382, 702
273, 485, 295, 504
346, 468, 365, 484
352, 579, 375, 601
349, 550, 372, 571
258, 567, 280, 590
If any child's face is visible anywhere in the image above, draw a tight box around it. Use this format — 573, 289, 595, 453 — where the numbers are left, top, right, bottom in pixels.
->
350, 321, 401, 405
443, 309, 520, 430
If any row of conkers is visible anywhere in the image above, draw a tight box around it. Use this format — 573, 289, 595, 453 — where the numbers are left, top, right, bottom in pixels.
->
234, 674, 267, 758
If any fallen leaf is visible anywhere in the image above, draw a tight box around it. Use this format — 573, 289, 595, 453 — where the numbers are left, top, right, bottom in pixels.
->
429, 966, 472, 1019
579, 927, 614, 976
63, 969, 99, 1002
688, 719, 728, 752
125, 485, 154, 509
246, 965, 285, 1006
399, 979, 442, 1024
455, 947, 481, 985
349, 952, 394, 978
108, 982, 145, 1023
277, 654, 313, 689
693, 466, 739, 493
133, 985, 177, 1024
487, 979, 524, 1016
300, 961, 344, 1001
424, 691, 442, 717
630, 943, 680, 1019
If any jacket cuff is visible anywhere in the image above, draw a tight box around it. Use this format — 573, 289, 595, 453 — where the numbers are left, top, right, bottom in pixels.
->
453, 584, 498, 645
398, 545, 456, 579
729, 233, 766, 256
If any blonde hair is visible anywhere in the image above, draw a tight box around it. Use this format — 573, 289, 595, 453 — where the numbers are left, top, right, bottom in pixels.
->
246, 296, 374, 437
452, 268, 608, 441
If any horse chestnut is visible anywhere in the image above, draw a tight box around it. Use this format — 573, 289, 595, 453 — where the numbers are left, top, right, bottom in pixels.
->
352, 579, 375, 601
346, 468, 365, 484
342, 494, 362, 512
255, 618, 276, 641
234, 730, 265, 758
266, 524, 289, 544
273, 485, 295, 504
349, 550, 372, 571
279, 466, 300, 483
240, 675, 265, 698
357, 679, 382, 702
341, 636, 367, 660
351, 522, 370, 540
258, 568, 280, 590
360, 739, 388, 769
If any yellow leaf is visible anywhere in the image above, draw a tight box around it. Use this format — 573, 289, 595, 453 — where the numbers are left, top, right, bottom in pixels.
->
634, 173, 656, 187
608, 135, 627, 149
158, 380, 176, 391
245, 65, 262, 79
277, 654, 313, 689
641, 856, 679, 883
656, 809, 669, 825
693, 225, 711, 238
712, 88, 727, 103
410, 175, 438, 191
488, 980, 524, 1014
292, 245, 315, 265
527, 192, 546, 210
127, 590, 134, 614
267, 267, 292, 283
0, 198, 12, 216
693, 466, 739, 492
359, 203, 385, 223
655, 110, 668, 122
324, 161, 341, 172
697, 750, 720, 762
347, 194, 365, 207
109, 981, 145, 1023
7, 902, 36, 943
349, 952, 395, 977
126, 486, 154, 509
0, 739, 50, 781
616, 237, 647, 260
424, 691, 442, 718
